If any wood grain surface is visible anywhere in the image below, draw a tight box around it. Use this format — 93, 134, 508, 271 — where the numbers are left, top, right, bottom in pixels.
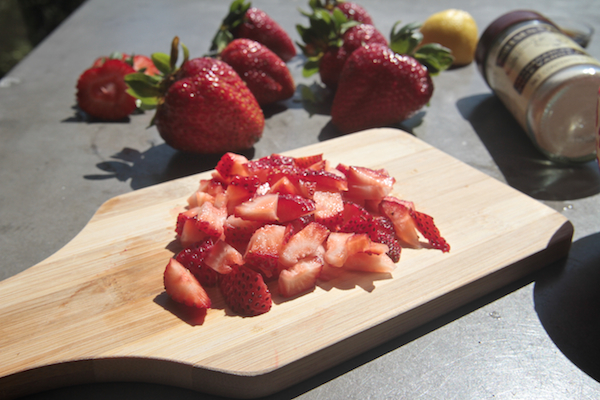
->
0, 128, 573, 399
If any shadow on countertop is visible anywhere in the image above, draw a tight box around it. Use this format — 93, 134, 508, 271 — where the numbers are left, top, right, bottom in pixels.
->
457, 93, 600, 201
534, 231, 600, 382
83, 144, 255, 190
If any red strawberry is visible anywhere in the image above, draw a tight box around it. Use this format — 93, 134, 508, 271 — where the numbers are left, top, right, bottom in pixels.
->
344, 165, 395, 201
379, 197, 421, 248
175, 238, 219, 287
279, 257, 323, 298
279, 222, 330, 268
333, 1, 373, 24
293, 154, 323, 169
125, 38, 264, 154
210, 1, 296, 62
331, 43, 433, 133
245, 224, 286, 278
219, 38, 295, 106
343, 252, 396, 273
226, 175, 262, 214
76, 59, 137, 120
219, 264, 272, 316
319, 24, 387, 89
234, 194, 279, 222
215, 152, 250, 181
164, 258, 212, 309
409, 209, 450, 252
223, 215, 265, 253
313, 191, 344, 230
277, 194, 316, 223
204, 239, 244, 274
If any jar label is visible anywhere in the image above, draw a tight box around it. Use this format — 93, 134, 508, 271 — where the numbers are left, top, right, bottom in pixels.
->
486, 22, 600, 128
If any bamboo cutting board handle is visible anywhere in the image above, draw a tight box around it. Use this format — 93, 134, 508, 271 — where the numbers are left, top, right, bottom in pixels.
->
0, 128, 573, 399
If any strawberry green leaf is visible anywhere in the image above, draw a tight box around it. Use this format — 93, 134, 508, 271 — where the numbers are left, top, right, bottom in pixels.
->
389, 21, 423, 56
302, 58, 320, 77
413, 43, 454, 75
124, 73, 162, 98
151, 52, 172, 75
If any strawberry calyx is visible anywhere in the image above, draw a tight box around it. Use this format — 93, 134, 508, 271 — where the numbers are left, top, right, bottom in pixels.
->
208, 0, 253, 56
124, 36, 190, 114
296, 6, 359, 77
389, 22, 454, 75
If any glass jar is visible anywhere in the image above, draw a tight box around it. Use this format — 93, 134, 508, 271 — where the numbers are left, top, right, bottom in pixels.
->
475, 10, 600, 163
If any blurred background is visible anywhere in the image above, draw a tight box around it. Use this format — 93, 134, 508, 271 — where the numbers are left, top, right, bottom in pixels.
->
0, 0, 85, 78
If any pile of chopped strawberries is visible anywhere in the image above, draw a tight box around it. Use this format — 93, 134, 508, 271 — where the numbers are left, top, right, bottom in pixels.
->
163, 152, 449, 318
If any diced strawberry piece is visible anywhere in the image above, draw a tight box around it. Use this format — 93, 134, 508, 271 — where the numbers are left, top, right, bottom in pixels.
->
279, 222, 330, 268
175, 238, 219, 287
164, 259, 212, 309
195, 201, 227, 239
245, 154, 297, 182
223, 215, 264, 253
313, 191, 344, 230
216, 152, 250, 182
226, 175, 262, 214
343, 252, 397, 273
245, 224, 286, 278
268, 176, 301, 196
196, 178, 227, 196
219, 264, 272, 316
410, 209, 450, 252
368, 216, 402, 262
187, 191, 215, 208
277, 194, 316, 223
278, 257, 323, 298
204, 240, 244, 274
293, 154, 323, 169
299, 169, 348, 192
345, 233, 373, 254
379, 197, 421, 248
324, 232, 354, 267
339, 201, 373, 233
176, 207, 199, 236
345, 166, 395, 200
234, 193, 279, 222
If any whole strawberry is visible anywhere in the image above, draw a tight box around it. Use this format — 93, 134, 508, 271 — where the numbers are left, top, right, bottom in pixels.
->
330, 23, 453, 133
297, 6, 386, 89
76, 58, 137, 121
126, 37, 264, 154
311, 0, 374, 24
219, 38, 295, 106
210, 0, 296, 62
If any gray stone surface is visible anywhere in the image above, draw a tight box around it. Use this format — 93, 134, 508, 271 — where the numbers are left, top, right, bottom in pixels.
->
1, 0, 599, 399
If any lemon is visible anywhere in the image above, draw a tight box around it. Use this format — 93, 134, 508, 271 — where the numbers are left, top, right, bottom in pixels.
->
420, 9, 478, 66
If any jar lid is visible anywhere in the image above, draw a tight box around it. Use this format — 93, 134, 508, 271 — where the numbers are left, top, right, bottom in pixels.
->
475, 10, 558, 82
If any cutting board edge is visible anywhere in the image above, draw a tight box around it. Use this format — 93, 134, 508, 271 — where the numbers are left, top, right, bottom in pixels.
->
0, 220, 573, 400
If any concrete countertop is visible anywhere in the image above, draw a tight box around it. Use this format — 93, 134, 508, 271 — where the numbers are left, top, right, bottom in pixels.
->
1, 0, 599, 399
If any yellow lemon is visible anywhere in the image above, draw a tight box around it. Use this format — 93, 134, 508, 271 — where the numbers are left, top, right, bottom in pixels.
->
420, 9, 478, 66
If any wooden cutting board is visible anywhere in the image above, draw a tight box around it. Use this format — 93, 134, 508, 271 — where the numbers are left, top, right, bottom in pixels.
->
0, 128, 572, 399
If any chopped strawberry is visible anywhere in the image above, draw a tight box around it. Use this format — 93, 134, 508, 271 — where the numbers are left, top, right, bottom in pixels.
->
225, 175, 262, 214
279, 222, 330, 268
410, 209, 450, 252
197, 178, 227, 196
187, 191, 215, 208
344, 252, 396, 273
245, 224, 286, 278
299, 169, 348, 192
234, 193, 279, 222
379, 197, 421, 248
164, 258, 211, 309
279, 258, 323, 298
130, 54, 160, 76
324, 232, 354, 267
344, 166, 395, 200
293, 154, 323, 169
216, 152, 250, 182
277, 194, 316, 223
219, 264, 272, 316
268, 176, 301, 196
175, 238, 219, 287
76, 58, 137, 120
223, 215, 265, 253
204, 239, 244, 275
313, 191, 344, 230
368, 216, 402, 262
195, 201, 227, 239
339, 201, 373, 233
